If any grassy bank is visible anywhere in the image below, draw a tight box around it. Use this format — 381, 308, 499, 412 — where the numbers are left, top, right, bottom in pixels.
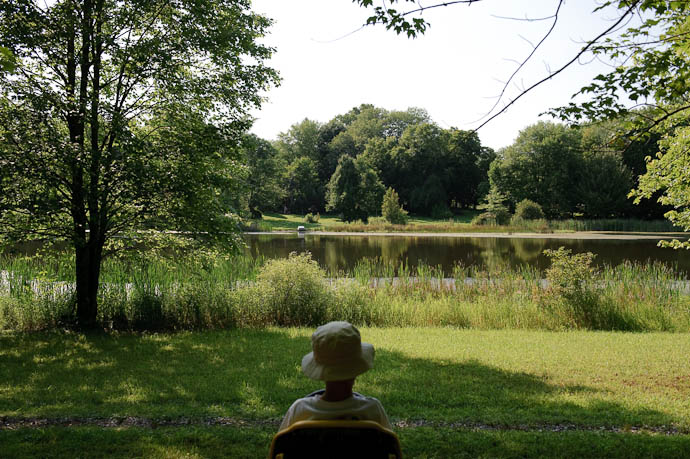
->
3, 426, 689, 458
243, 212, 679, 234
1, 328, 689, 457
2, 252, 689, 332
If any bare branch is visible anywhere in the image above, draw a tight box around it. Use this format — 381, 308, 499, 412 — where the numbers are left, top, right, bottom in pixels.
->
472, 0, 564, 124
491, 13, 557, 22
474, 0, 642, 131
398, 0, 484, 18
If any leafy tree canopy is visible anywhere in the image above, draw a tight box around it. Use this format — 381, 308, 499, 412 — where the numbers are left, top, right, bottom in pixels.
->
548, 1, 690, 246
326, 155, 385, 222
0, 0, 278, 325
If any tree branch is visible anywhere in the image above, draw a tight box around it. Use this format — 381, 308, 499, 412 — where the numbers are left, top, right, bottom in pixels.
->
474, 0, 642, 131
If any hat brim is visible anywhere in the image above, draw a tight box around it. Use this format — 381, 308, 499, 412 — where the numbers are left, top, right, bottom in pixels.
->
301, 342, 375, 381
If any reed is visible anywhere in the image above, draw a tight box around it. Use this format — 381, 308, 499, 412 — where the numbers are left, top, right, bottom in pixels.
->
548, 218, 679, 232
312, 217, 677, 234
1, 252, 689, 332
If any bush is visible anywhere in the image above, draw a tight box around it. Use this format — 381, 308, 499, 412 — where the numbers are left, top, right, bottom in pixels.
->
471, 210, 511, 226
513, 199, 545, 221
253, 251, 331, 326
544, 247, 597, 300
304, 212, 320, 223
381, 187, 408, 224
542, 247, 637, 330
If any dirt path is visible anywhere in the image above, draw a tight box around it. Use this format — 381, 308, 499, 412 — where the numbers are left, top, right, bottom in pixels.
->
1, 416, 686, 435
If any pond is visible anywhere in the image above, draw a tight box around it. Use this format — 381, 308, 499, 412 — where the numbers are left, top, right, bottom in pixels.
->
244, 232, 690, 277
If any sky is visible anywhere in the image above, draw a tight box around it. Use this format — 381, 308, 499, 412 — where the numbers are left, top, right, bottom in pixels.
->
248, 0, 638, 150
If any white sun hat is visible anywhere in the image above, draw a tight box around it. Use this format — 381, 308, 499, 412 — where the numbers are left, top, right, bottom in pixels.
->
301, 321, 375, 381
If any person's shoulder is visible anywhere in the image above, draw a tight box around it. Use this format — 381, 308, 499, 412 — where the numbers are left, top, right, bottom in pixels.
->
290, 395, 320, 408
352, 393, 384, 405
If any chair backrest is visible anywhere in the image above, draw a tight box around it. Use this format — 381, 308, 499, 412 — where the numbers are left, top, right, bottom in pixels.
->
269, 420, 402, 459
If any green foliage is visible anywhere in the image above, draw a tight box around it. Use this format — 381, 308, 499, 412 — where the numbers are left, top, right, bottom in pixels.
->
631, 125, 690, 249
474, 186, 510, 225
543, 246, 600, 328
241, 134, 285, 215
1, 250, 689, 332
575, 150, 633, 218
265, 105, 490, 218
355, 0, 429, 38
326, 155, 385, 222
304, 212, 320, 223
550, 1, 690, 125
381, 187, 408, 224
283, 157, 323, 214
542, 247, 634, 330
544, 247, 597, 301
275, 118, 322, 164
410, 174, 447, 213
489, 122, 582, 218
472, 211, 510, 226
0, 0, 278, 325
548, 1, 690, 238
513, 199, 545, 221
252, 252, 331, 327
430, 203, 453, 220
0, 46, 15, 73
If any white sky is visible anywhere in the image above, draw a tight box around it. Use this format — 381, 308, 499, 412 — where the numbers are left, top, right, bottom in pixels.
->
249, 0, 638, 150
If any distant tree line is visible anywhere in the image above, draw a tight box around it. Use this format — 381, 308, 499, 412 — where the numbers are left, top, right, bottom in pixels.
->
242, 104, 494, 221
240, 104, 668, 222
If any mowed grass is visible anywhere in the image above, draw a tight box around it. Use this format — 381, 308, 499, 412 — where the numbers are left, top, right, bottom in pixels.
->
246, 212, 677, 234
1, 328, 689, 457
250, 211, 480, 232
2, 426, 690, 458
1, 329, 689, 425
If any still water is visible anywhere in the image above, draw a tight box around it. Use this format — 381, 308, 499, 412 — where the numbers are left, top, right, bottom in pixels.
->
244, 233, 690, 277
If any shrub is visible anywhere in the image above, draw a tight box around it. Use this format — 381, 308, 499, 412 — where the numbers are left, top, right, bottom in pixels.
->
253, 251, 331, 326
542, 247, 635, 330
305, 212, 320, 223
381, 187, 408, 224
544, 247, 597, 300
474, 186, 510, 225
471, 210, 511, 226
513, 199, 545, 221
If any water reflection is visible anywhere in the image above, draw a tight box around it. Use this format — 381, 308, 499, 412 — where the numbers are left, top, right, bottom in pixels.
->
244, 234, 690, 277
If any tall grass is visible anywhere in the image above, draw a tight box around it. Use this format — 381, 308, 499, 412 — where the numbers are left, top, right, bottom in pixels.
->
1, 251, 689, 332
547, 218, 679, 232
314, 217, 679, 234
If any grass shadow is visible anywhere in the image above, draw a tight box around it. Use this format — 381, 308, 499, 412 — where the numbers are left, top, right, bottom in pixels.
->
0, 329, 688, 457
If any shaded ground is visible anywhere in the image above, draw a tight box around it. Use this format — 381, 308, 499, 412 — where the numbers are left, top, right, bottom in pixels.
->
1, 416, 686, 435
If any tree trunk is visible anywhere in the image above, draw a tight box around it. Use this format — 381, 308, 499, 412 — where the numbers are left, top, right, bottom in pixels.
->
75, 240, 103, 328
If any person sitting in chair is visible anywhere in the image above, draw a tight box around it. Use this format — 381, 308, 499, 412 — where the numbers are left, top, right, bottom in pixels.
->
279, 321, 393, 431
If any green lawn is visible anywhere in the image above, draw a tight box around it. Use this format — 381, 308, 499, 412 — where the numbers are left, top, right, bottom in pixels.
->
247, 212, 679, 234
252, 211, 480, 231
1, 328, 689, 457
2, 426, 689, 458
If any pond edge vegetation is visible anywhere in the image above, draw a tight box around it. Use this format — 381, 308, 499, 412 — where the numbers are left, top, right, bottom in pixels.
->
1, 249, 688, 333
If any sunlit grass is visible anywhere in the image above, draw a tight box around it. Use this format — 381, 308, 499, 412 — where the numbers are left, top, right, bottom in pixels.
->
2, 328, 689, 457
243, 212, 677, 234
1, 328, 689, 428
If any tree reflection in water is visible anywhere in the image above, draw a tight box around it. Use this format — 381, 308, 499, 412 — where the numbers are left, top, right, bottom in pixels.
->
244, 234, 690, 277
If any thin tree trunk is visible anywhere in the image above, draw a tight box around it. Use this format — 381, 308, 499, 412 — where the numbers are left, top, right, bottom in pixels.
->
75, 242, 102, 327
73, 0, 100, 328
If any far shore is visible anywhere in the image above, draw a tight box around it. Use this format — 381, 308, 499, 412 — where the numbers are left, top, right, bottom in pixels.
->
244, 230, 689, 241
